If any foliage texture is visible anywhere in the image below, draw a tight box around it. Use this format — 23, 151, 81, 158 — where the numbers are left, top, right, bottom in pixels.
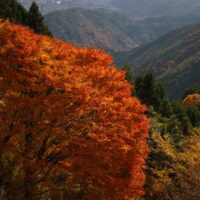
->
0, 20, 149, 200
182, 94, 200, 108
144, 126, 200, 200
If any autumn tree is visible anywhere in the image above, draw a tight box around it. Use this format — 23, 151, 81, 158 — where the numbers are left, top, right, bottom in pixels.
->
144, 127, 200, 200
182, 94, 200, 108
0, 20, 149, 200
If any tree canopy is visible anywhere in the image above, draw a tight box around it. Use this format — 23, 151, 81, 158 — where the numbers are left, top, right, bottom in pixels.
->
27, 1, 52, 36
0, 20, 149, 200
0, 0, 52, 36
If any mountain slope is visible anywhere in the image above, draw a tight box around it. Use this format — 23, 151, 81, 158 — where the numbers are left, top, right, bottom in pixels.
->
45, 8, 200, 50
19, 0, 200, 18
19, 0, 113, 14
114, 23, 200, 99
112, 0, 200, 18
125, 14, 200, 45
44, 8, 137, 50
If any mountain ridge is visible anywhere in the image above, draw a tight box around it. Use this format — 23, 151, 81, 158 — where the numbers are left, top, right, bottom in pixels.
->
44, 8, 137, 50
113, 23, 200, 99
19, 0, 200, 19
44, 8, 200, 51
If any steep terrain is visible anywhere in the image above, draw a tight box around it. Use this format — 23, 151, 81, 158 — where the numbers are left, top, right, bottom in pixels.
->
45, 9, 200, 50
18, 0, 113, 14
125, 14, 200, 45
44, 8, 137, 50
19, 0, 200, 18
114, 23, 200, 99
112, 0, 200, 19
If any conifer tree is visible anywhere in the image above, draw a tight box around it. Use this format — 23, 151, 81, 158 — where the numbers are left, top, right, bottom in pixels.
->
134, 72, 172, 117
171, 102, 191, 134
122, 64, 135, 95
27, 1, 52, 36
0, 0, 52, 36
135, 72, 156, 106
187, 107, 200, 127
0, 0, 27, 24
0, 0, 10, 18
123, 65, 133, 85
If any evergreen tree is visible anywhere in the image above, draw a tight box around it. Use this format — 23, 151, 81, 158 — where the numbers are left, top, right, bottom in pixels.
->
123, 64, 133, 85
0, 0, 11, 19
171, 102, 191, 134
0, 0, 27, 24
0, 0, 52, 36
135, 72, 156, 106
187, 107, 200, 127
155, 83, 172, 117
15, 1, 27, 24
27, 1, 52, 36
122, 65, 134, 95
159, 98, 173, 118
135, 71, 172, 117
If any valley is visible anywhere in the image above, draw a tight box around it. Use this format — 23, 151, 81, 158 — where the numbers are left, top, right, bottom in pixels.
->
113, 23, 200, 99
44, 9, 200, 52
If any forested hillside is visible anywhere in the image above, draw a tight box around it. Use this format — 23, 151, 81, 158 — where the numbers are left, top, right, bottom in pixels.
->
19, 0, 113, 14
45, 8, 200, 50
114, 23, 200, 99
19, 0, 200, 19
125, 14, 200, 45
44, 8, 137, 50
1, 0, 200, 200
113, 0, 200, 18
1, 18, 200, 200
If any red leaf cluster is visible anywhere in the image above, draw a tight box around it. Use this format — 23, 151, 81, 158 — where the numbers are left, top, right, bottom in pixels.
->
0, 20, 149, 200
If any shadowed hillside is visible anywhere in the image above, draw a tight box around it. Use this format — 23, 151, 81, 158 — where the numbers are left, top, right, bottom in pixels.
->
114, 23, 200, 99
44, 8, 137, 50
45, 8, 200, 50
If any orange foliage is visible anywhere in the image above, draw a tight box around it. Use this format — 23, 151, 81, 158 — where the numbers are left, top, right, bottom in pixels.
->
0, 20, 149, 200
144, 129, 200, 200
182, 94, 200, 108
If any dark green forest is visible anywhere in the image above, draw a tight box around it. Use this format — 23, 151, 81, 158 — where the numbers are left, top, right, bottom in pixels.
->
44, 8, 200, 50
0, 0, 52, 36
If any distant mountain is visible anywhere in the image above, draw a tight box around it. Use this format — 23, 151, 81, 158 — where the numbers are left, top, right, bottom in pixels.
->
19, 0, 200, 19
18, 0, 113, 14
45, 9, 200, 50
125, 14, 200, 45
112, 0, 200, 19
114, 23, 200, 99
44, 8, 137, 50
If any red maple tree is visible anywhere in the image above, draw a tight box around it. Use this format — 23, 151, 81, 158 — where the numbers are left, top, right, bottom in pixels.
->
0, 20, 149, 200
